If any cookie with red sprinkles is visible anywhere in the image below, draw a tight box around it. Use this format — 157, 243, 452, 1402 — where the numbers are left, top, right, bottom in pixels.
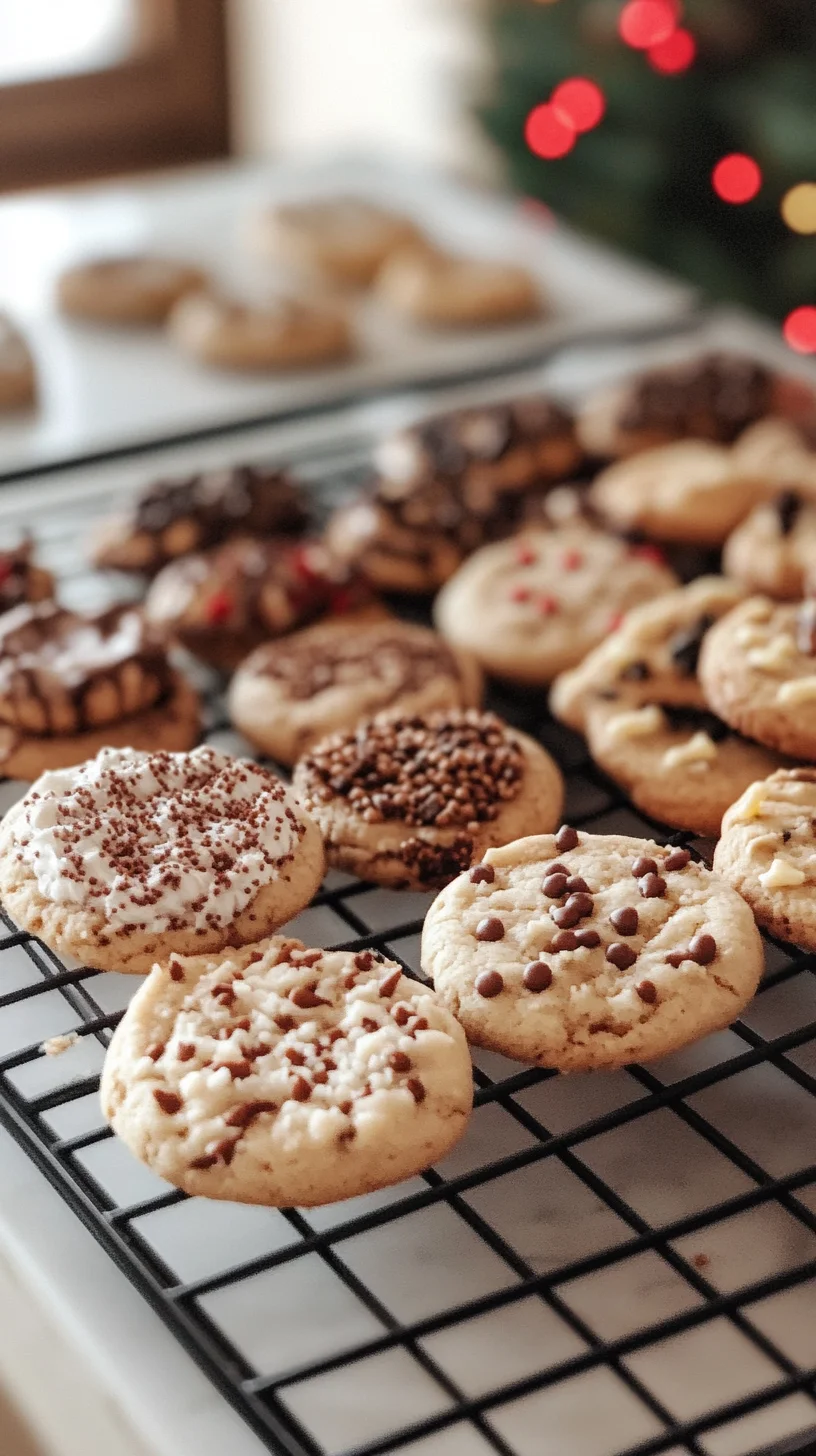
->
433, 526, 677, 685
0, 745, 324, 974
101, 935, 472, 1205
421, 829, 763, 1070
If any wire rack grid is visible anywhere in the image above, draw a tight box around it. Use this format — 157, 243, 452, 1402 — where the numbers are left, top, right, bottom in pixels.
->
0, 418, 815, 1456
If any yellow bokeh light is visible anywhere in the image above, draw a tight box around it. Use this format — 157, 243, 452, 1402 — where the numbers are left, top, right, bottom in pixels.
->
782, 183, 816, 235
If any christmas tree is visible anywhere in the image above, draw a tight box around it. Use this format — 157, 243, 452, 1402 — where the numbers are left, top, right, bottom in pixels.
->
478, 0, 816, 328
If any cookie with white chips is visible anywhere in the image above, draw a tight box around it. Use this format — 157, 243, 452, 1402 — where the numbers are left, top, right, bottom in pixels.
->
723, 488, 816, 600
700, 596, 816, 759
715, 768, 816, 948
422, 828, 763, 1071
101, 936, 473, 1205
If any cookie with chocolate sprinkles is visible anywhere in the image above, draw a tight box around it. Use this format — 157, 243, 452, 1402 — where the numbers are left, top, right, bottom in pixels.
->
101, 935, 472, 1205
421, 830, 763, 1070
292, 707, 563, 891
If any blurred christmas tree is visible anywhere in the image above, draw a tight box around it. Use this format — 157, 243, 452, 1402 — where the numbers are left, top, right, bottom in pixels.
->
478, 0, 816, 320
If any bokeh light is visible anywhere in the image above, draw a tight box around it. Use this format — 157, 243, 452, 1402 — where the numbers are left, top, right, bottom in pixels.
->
648, 27, 696, 73
619, 1, 677, 50
784, 307, 816, 354
782, 183, 816, 235
551, 77, 605, 133
525, 103, 576, 159
711, 154, 762, 204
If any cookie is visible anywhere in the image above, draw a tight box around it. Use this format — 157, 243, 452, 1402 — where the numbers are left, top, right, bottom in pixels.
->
251, 197, 424, 286
421, 829, 764, 1070
57, 256, 208, 325
590, 440, 767, 546
0, 539, 53, 613
229, 619, 482, 766
145, 536, 377, 672
577, 352, 808, 459
168, 290, 353, 371
0, 314, 36, 410
700, 595, 816, 759
0, 601, 200, 778
375, 244, 541, 328
433, 526, 677, 685
293, 708, 563, 890
731, 416, 816, 482
101, 934, 473, 1205
92, 465, 311, 576
723, 488, 816, 599
715, 768, 816, 947
325, 398, 581, 595
0, 746, 324, 974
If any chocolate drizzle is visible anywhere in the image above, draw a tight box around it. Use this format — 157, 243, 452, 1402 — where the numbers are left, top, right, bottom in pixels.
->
619, 352, 774, 444
249, 625, 462, 702
776, 489, 803, 537
669, 614, 716, 677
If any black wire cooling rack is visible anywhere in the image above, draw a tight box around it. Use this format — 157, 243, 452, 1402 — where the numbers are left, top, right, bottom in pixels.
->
1, 419, 816, 1456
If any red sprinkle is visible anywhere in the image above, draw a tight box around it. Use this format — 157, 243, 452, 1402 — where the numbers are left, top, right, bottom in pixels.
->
204, 589, 233, 626
562, 550, 583, 570
537, 594, 559, 617
515, 543, 537, 566
510, 585, 531, 603
607, 612, 625, 633
629, 543, 667, 565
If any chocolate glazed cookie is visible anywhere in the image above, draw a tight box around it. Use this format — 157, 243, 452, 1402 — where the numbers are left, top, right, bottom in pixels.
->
325, 397, 581, 594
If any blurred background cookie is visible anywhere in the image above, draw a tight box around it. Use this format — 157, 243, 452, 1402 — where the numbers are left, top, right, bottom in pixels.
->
590, 439, 768, 546
700, 595, 816, 759
723, 488, 816, 599
92, 464, 311, 576
57, 255, 208, 324
0, 313, 37, 410
374, 243, 541, 327
251, 196, 424, 286
434, 525, 677, 684
168, 290, 354, 371
229, 618, 482, 765
325, 397, 581, 594
0, 539, 54, 614
145, 535, 378, 671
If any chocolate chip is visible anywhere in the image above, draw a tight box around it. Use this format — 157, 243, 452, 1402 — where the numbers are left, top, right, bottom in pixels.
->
664, 848, 691, 871
290, 1075, 312, 1102
575, 929, 601, 948
475, 969, 504, 998
551, 900, 585, 929
354, 950, 374, 971
567, 892, 594, 918
469, 863, 495, 884
555, 825, 579, 851
565, 876, 590, 893
776, 489, 802, 536
610, 906, 639, 936
668, 614, 714, 677
551, 929, 578, 951
544, 862, 568, 876
476, 916, 505, 942
689, 932, 717, 965
606, 943, 637, 970
169, 960, 185, 983
632, 856, 658, 878
146, 1042, 165, 1062
379, 969, 402, 997
153, 1089, 182, 1114
543, 872, 569, 898
636, 979, 658, 1004
290, 985, 329, 1009
523, 960, 553, 992
665, 951, 688, 967
389, 1051, 412, 1072
224, 1100, 277, 1128
639, 873, 667, 899
620, 659, 651, 681
177, 1042, 195, 1062
407, 1077, 426, 1103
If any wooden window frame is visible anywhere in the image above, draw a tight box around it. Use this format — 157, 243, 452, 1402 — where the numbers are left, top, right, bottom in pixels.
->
0, 0, 230, 192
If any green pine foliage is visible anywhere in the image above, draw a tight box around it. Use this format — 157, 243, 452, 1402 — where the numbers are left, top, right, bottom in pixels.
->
478, 0, 816, 317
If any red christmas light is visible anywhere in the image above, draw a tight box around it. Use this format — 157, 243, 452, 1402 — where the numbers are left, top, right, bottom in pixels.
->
648, 27, 696, 73
525, 103, 576, 159
551, 77, 606, 133
712, 154, 762, 204
619, 1, 677, 50
784, 307, 816, 354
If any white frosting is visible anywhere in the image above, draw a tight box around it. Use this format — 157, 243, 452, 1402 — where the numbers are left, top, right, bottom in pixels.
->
17, 745, 304, 934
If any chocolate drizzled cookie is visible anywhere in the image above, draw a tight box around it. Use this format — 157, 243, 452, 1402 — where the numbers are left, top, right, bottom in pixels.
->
0, 539, 54, 615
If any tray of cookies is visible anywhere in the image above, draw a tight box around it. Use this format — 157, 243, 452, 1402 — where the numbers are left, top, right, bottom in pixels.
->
0, 155, 694, 480
1, 329, 816, 1456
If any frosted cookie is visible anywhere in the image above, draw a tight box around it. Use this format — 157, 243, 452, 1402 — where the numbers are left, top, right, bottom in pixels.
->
0, 539, 54, 613
293, 708, 563, 890
57, 256, 208, 325
723, 489, 816, 600
229, 619, 482, 766
92, 465, 310, 576
168, 290, 353, 371
0, 601, 199, 779
0, 746, 324, 974
433, 526, 677, 685
421, 829, 763, 1070
700, 596, 816, 759
252, 197, 424, 286
375, 245, 541, 328
590, 440, 767, 546
326, 398, 581, 595
145, 536, 377, 672
101, 935, 472, 1205
0, 314, 37, 410
715, 768, 816, 947
577, 352, 808, 459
